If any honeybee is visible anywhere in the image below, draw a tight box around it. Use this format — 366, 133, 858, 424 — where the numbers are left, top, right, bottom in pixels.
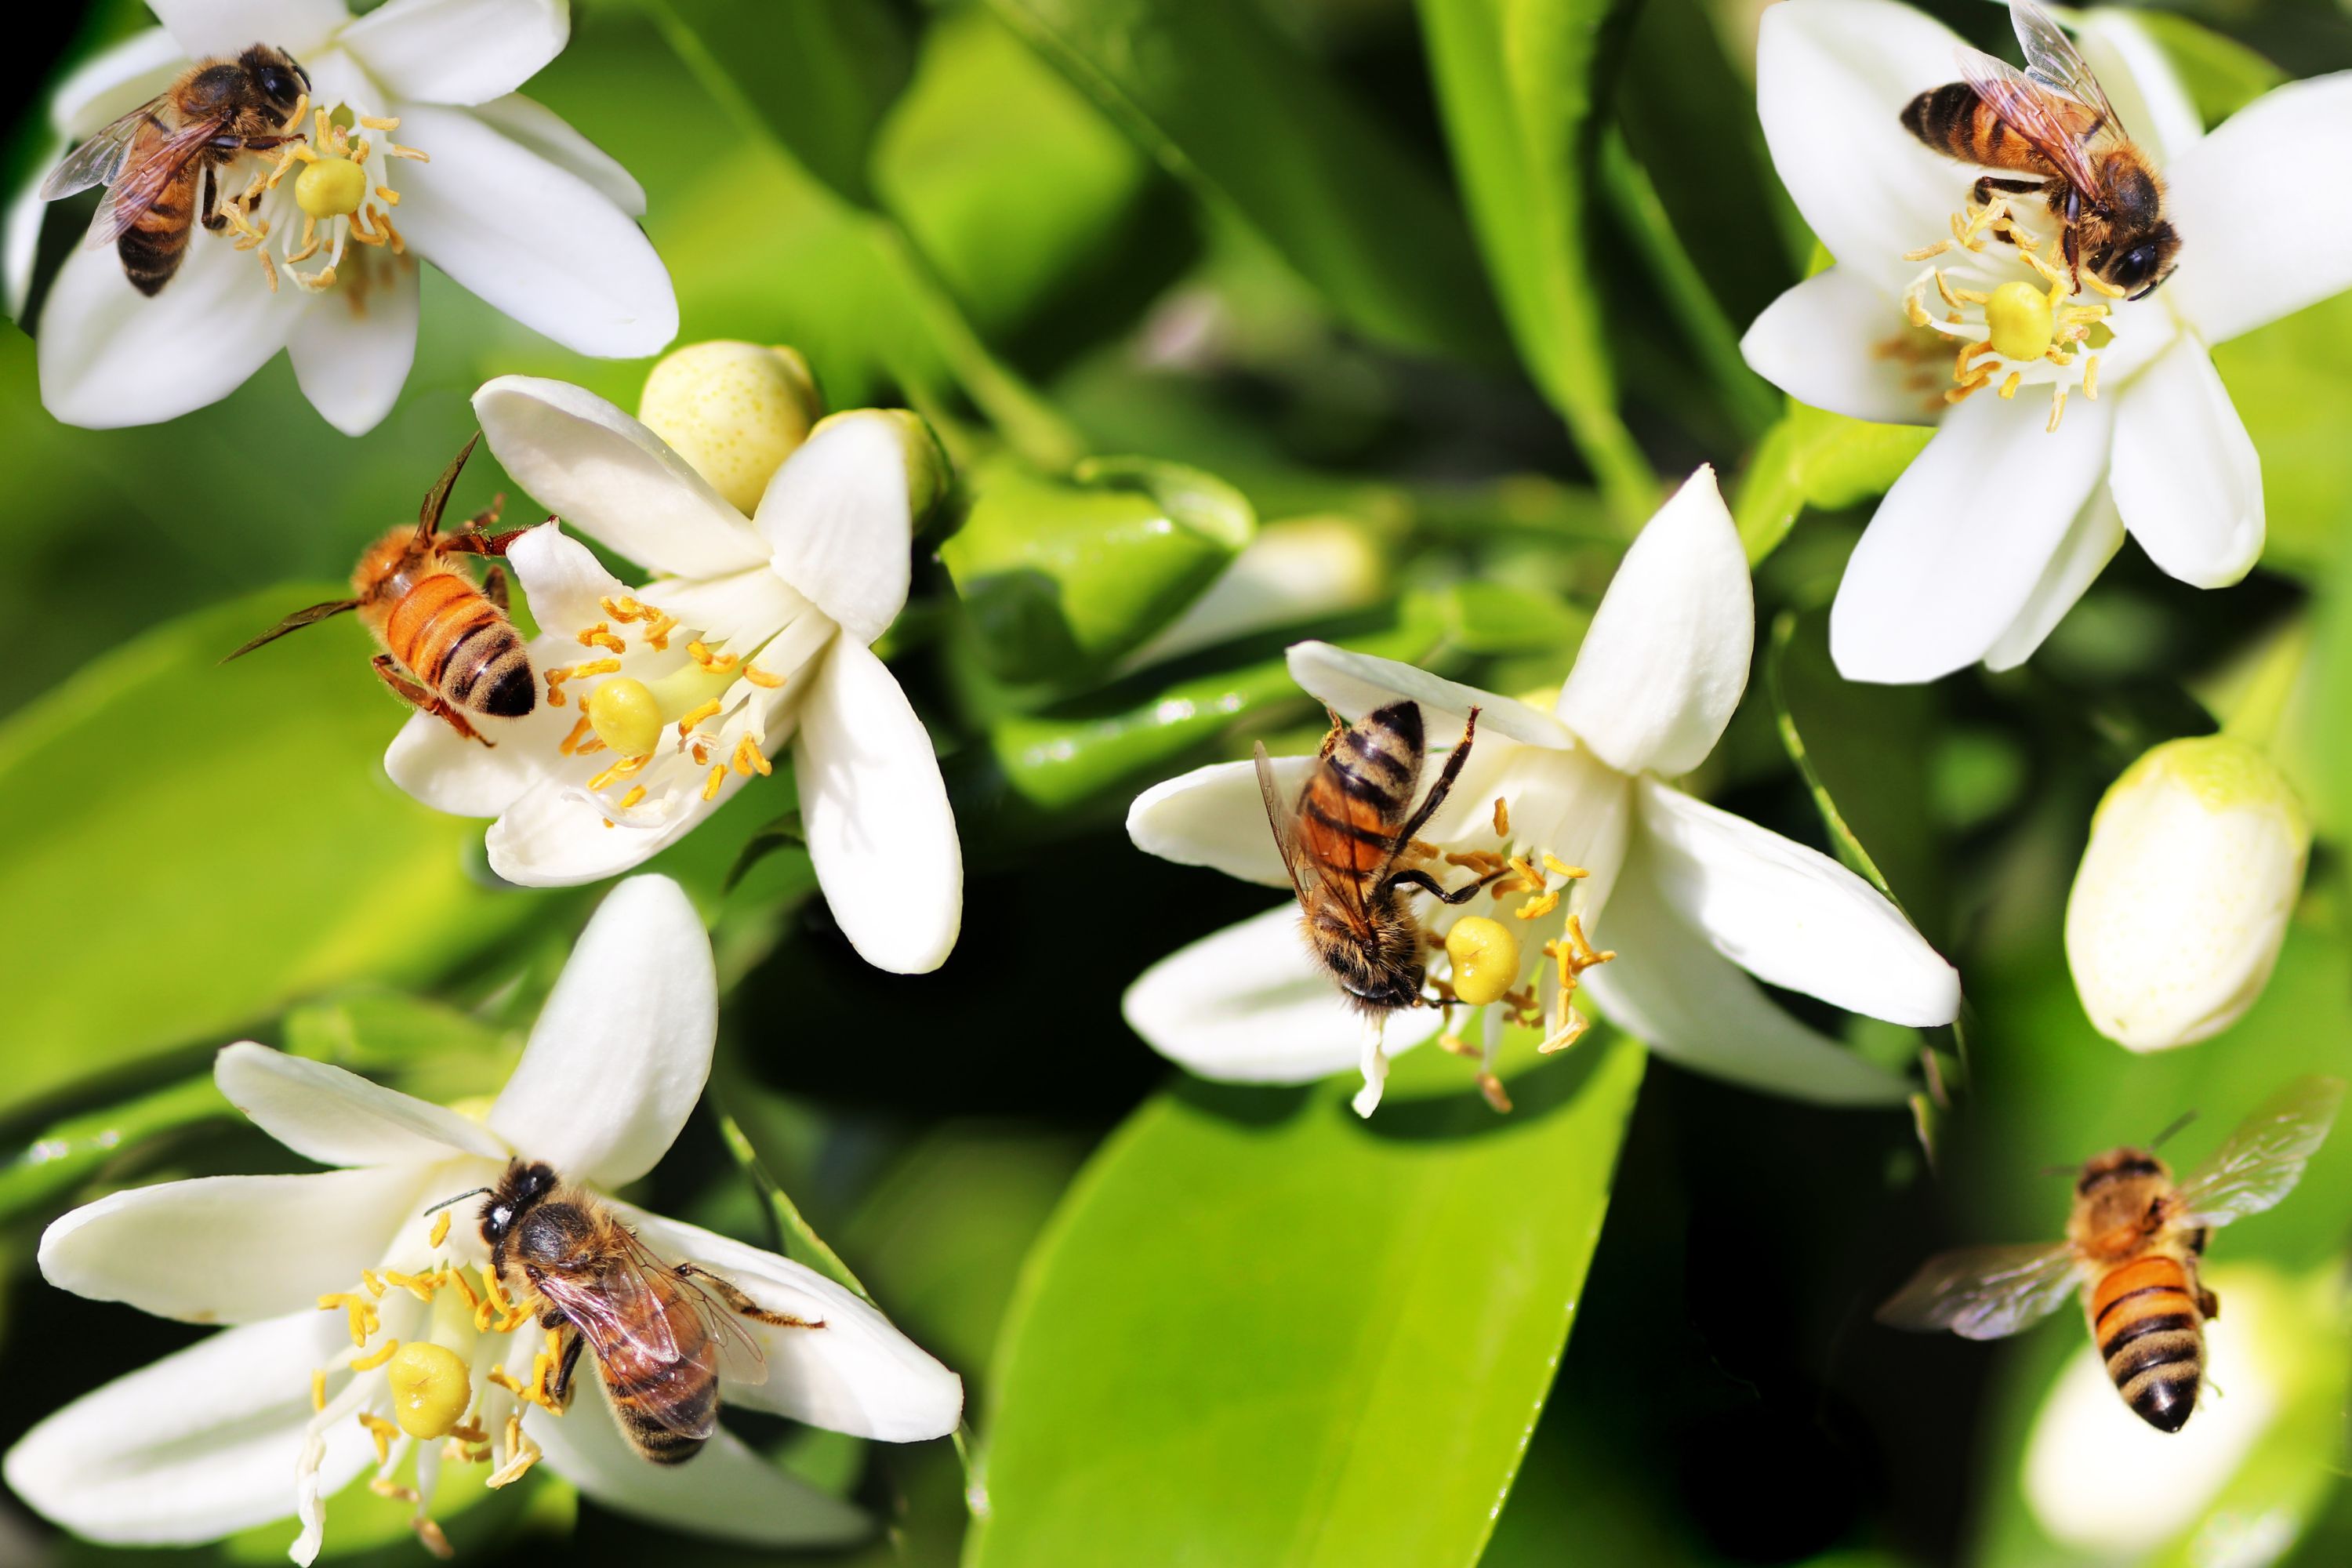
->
40, 45, 310, 296
442, 1160, 823, 1465
225, 436, 535, 746
1878, 1076, 2343, 1432
1900, 0, 2180, 298
1256, 701, 1499, 1011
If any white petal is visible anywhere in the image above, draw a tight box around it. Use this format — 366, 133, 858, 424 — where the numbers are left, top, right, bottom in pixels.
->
1740, 267, 1935, 426
617, 1204, 965, 1443
287, 257, 419, 435
472, 377, 768, 577
1555, 466, 1752, 777
1635, 779, 1960, 1026
148, 0, 344, 57
382, 633, 575, 818
393, 105, 676, 359
1829, 387, 2114, 684
38, 1167, 428, 1324
642, 566, 807, 652
1580, 851, 1911, 1105
792, 641, 963, 975
3, 1311, 372, 1547
1756, 0, 1977, 292
336, 0, 568, 107
2072, 11, 2203, 168
2108, 338, 2263, 589
488, 875, 714, 1188
216, 1041, 509, 1166
1984, 486, 2125, 672
50, 27, 186, 138
531, 1379, 869, 1546
1125, 757, 1302, 888
1285, 642, 1573, 749
37, 231, 296, 430
754, 413, 916, 646
1122, 903, 1447, 1083
485, 768, 731, 885
466, 93, 644, 215
2165, 73, 2352, 345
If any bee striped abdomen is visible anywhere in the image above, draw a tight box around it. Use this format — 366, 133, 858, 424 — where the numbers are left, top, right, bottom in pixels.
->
1900, 82, 2044, 173
1300, 702, 1425, 876
384, 572, 534, 718
118, 135, 200, 296
2089, 1254, 2203, 1433
599, 1301, 718, 1465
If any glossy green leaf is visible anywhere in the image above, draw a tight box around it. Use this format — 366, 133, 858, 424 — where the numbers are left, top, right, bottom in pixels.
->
968, 1032, 1647, 1566
1736, 402, 1933, 564
982, 0, 1506, 363
1415, 0, 1657, 521
280, 991, 524, 1108
0, 1075, 230, 1221
0, 590, 544, 1122
2213, 290, 2352, 580
942, 456, 1256, 684
715, 1105, 873, 1301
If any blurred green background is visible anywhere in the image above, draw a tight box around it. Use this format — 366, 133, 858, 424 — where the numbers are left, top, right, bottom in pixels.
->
7, 0, 2352, 1564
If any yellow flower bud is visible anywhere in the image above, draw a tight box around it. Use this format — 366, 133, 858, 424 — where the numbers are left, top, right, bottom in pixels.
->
1984, 281, 2054, 361
295, 158, 367, 220
638, 342, 822, 514
385, 1342, 472, 1439
1444, 916, 1520, 1006
586, 677, 662, 760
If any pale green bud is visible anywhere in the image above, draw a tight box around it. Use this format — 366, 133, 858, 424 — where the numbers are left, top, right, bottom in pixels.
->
638, 342, 822, 514
2065, 735, 2310, 1051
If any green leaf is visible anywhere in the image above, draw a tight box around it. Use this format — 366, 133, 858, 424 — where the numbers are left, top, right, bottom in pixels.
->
1432, 580, 1590, 659
0, 590, 544, 1122
982, 0, 1507, 363
280, 991, 524, 1108
942, 455, 1257, 684
1736, 402, 1933, 564
968, 1033, 1646, 1566
0, 1075, 230, 1222
1414, 0, 1657, 521
2212, 290, 2352, 581
714, 1106, 873, 1301
2132, 11, 2285, 129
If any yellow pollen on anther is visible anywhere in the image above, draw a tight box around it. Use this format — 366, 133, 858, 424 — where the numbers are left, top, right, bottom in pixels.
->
361, 1270, 386, 1298
443, 1268, 480, 1312
312, 1369, 327, 1413
2047, 387, 2068, 433
351, 1338, 401, 1372
643, 613, 678, 651
2083, 270, 2127, 298
742, 663, 785, 688
731, 735, 772, 777
702, 764, 728, 801
2085, 355, 2101, 399
584, 754, 649, 793
619, 785, 647, 808
1539, 853, 1587, 880
1492, 797, 1510, 837
676, 699, 724, 739
688, 640, 739, 672
557, 715, 593, 755
428, 1210, 451, 1249
358, 1412, 400, 1466
1515, 889, 1561, 921
1998, 372, 2023, 400
567, 659, 622, 681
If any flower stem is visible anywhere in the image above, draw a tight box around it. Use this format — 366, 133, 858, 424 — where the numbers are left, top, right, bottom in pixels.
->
2220, 616, 2312, 757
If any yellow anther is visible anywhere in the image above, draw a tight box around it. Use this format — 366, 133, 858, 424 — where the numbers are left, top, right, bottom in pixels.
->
543, 668, 571, 708
443, 1267, 480, 1312
1492, 797, 1510, 838
2047, 387, 2068, 433
567, 659, 622, 680
643, 612, 678, 651
1540, 854, 1587, 880
428, 1210, 451, 1250
1902, 290, 1932, 328
374, 184, 400, 206
1515, 889, 1561, 921
487, 1367, 526, 1398
742, 662, 785, 688
688, 640, 738, 672
361, 1270, 386, 1298
2083, 269, 2126, 298
702, 764, 728, 801
1984, 281, 2055, 362
2085, 355, 2101, 399
1998, 372, 2023, 400
295, 156, 367, 219
601, 594, 645, 622
358, 114, 400, 130
1903, 240, 1951, 263
312, 1368, 327, 1413
586, 677, 662, 759
1477, 1073, 1513, 1115
619, 785, 647, 808
1444, 916, 1522, 1007
358, 1411, 400, 1465
351, 1338, 401, 1373
557, 714, 593, 755
387, 1342, 472, 1439
676, 698, 723, 738
576, 622, 624, 652
585, 753, 649, 793
731, 735, 771, 777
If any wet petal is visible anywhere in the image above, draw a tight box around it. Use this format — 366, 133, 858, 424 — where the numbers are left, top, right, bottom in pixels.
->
288, 257, 419, 436
1740, 267, 1936, 426
216, 1041, 510, 1166
2109, 337, 2263, 589
337, 0, 568, 107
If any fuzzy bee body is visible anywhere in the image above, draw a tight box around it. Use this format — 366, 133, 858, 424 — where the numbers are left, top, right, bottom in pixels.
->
2068, 1149, 2212, 1433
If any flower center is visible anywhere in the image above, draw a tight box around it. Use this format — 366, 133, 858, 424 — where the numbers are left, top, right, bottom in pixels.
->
219, 100, 428, 296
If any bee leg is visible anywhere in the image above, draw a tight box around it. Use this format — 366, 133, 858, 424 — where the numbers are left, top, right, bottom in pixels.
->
372, 654, 492, 748
676, 1265, 826, 1331
2198, 1284, 2221, 1321
1316, 706, 1347, 760
547, 1327, 586, 1412
482, 564, 511, 614
1971, 175, 2043, 205
1383, 866, 1496, 906
200, 164, 229, 233
459, 492, 506, 533
1392, 704, 1483, 848
437, 527, 534, 560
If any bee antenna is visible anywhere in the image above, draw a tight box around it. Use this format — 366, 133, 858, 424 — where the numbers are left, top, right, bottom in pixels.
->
423, 1185, 493, 1217
2152, 1109, 2199, 1150
2036, 1163, 2078, 1178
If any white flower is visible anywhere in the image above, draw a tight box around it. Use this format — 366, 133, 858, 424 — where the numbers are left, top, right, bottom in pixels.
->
1740, 0, 2352, 684
31, 0, 675, 435
2066, 734, 2309, 1051
386, 374, 963, 977
1, 875, 962, 1563
1123, 469, 1962, 1114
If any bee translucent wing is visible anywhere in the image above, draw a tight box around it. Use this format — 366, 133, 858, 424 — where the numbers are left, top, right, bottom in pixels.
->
1955, 45, 2107, 195
1254, 741, 1315, 907
612, 1225, 769, 1392
2009, 0, 2124, 139
38, 102, 156, 201
2174, 1076, 2347, 1229
1875, 1242, 2080, 1341
85, 114, 229, 250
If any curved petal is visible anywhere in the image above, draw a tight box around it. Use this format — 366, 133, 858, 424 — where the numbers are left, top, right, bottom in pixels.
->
50, 27, 186, 138
754, 412, 916, 646
1285, 642, 1573, 749
466, 93, 644, 215
383, 635, 578, 818
1635, 779, 1960, 1026
792, 641, 963, 975
37, 232, 297, 430
2073, 11, 2203, 168
485, 766, 736, 885
1829, 387, 2114, 684
1983, 486, 2125, 672
1756, 0, 1978, 292
1740, 267, 1936, 426
288, 256, 419, 435
39, 1167, 430, 1324
531, 1379, 869, 1546
337, 0, 568, 107
394, 105, 676, 359
472, 376, 768, 577
1556, 466, 1752, 777
1580, 851, 1912, 1105
2165, 73, 2352, 345
1122, 903, 1447, 1083
488, 875, 714, 1188
3, 1310, 373, 1547
148, 0, 345, 58
618, 1205, 964, 1443
1126, 756, 1304, 888
2108, 338, 2263, 589
216, 1042, 509, 1166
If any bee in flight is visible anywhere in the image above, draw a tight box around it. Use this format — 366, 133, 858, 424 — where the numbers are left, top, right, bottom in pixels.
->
225, 436, 535, 746
1256, 700, 1502, 1012
1900, 0, 2180, 298
1878, 1076, 2344, 1432
434, 1160, 824, 1465
39, 45, 309, 296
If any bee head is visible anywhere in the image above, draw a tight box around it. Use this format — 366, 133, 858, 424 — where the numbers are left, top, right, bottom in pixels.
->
240, 45, 310, 114
2097, 223, 2181, 301
479, 1160, 559, 1244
